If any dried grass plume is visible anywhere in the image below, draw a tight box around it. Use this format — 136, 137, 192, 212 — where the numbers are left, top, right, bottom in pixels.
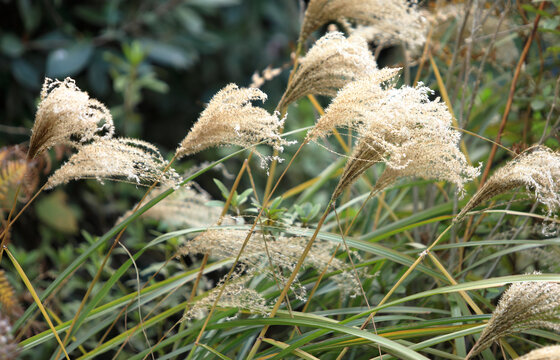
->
517, 346, 560, 360
120, 184, 223, 229
0, 314, 19, 360
46, 138, 180, 189
456, 146, 560, 222
28, 78, 114, 159
323, 81, 478, 199
180, 229, 361, 298
299, 0, 427, 51
278, 32, 395, 110
176, 84, 290, 166
466, 279, 560, 359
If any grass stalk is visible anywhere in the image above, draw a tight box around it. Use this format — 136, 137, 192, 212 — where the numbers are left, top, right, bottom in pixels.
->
187, 139, 309, 359
6, 247, 71, 360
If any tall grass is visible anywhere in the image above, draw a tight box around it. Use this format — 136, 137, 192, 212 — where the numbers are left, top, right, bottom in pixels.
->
2, 1, 560, 359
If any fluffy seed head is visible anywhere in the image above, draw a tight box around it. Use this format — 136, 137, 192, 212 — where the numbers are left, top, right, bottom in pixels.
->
300, 0, 427, 51
517, 346, 560, 360
466, 278, 560, 358
46, 138, 180, 189
456, 146, 560, 222
184, 273, 267, 321
180, 229, 361, 297
176, 84, 290, 165
28, 78, 114, 159
327, 81, 478, 199
0, 314, 19, 360
278, 32, 393, 110
120, 184, 223, 229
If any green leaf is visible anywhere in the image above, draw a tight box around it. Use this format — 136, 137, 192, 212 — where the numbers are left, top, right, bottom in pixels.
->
46, 42, 94, 78
36, 191, 80, 234
141, 40, 196, 69
214, 178, 230, 200
1, 34, 24, 57
11, 58, 41, 90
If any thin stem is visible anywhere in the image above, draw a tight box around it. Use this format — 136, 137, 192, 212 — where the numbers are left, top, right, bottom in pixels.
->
332, 204, 382, 357
358, 224, 454, 330
55, 153, 179, 359
479, 1, 546, 186
6, 248, 71, 360
263, 41, 304, 200
245, 199, 332, 360
0, 183, 47, 263
187, 139, 309, 360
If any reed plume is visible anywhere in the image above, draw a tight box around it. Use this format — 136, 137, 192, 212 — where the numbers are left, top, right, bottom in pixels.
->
0, 149, 28, 203
278, 32, 395, 110
299, 0, 426, 50
0, 271, 22, 321
0, 313, 18, 360
120, 184, 223, 229
176, 84, 290, 166
466, 279, 560, 359
324, 81, 477, 199
185, 272, 267, 320
46, 138, 180, 189
517, 346, 560, 360
28, 77, 114, 160
456, 146, 560, 222
180, 229, 361, 297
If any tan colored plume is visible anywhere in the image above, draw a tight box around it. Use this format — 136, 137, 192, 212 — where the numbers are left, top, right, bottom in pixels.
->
299, 0, 427, 51
46, 138, 180, 189
176, 84, 290, 166
466, 278, 560, 359
278, 32, 396, 110
325, 81, 477, 199
120, 184, 223, 229
456, 146, 560, 222
0, 313, 19, 360
184, 272, 267, 321
28, 78, 114, 160
180, 229, 361, 297
517, 346, 560, 360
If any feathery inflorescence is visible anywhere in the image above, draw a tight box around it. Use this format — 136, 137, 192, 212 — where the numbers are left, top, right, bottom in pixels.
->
28, 78, 114, 160
456, 146, 560, 222
46, 138, 180, 189
176, 84, 290, 166
0, 314, 19, 360
278, 32, 396, 111
180, 229, 361, 298
299, 0, 426, 51
185, 273, 267, 320
321, 80, 478, 199
517, 345, 560, 360
120, 184, 223, 229
0, 271, 23, 321
466, 279, 560, 359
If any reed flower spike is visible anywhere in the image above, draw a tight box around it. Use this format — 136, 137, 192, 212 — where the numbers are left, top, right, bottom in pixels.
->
120, 184, 223, 229
0, 314, 19, 360
185, 273, 267, 320
517, 346, 560, 360
278, 32, 397, 110
466, 278, 560, 359
28, 77, 114, 160
46, 138, 180, 189
456, 146, 560, 222
299, 0, 426, 50
324, 81, 478, 199
180, 229, 361, 297
176, 84, 290, 167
